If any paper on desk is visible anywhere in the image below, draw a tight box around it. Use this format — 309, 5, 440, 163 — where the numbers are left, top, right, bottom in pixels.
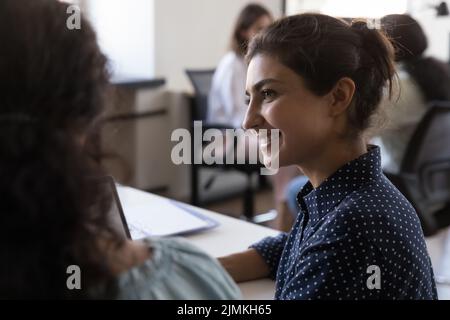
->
123, 199, 214, 239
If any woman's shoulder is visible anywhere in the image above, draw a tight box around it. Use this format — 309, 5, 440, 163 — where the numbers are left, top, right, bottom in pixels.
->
112, 237, 242, 300
327, 179, 417, 232
144, 236, 216, 261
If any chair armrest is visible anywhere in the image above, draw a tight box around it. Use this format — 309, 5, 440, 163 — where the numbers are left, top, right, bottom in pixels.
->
384, 171, 417, 185
420, 160, 450, 199
384, 172, 418, 198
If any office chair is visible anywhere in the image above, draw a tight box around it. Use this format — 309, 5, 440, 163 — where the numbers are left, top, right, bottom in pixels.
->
185, 69, 270, 222
385, 101, 450, 237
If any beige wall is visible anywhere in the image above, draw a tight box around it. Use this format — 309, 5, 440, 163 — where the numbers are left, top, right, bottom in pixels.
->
153, 0, 283, 92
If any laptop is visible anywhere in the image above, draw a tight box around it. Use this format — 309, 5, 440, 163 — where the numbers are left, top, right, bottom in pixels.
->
103, 176, 218, 240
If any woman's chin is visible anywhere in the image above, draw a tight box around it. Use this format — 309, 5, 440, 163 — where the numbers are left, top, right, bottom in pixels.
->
261, 153, 280, 169
261, 141, 288, 169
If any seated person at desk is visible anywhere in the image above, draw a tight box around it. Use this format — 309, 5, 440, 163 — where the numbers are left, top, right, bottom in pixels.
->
376, 14, 450, 174
0, 0, 240, 300
284, 14, 450, 219
209, 4, 298, 231
219, 14, 437, 299
208, 3, 272, 127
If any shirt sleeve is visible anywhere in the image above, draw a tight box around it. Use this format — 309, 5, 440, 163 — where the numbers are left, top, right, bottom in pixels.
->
278, 232, 382, 300
112, 237, 242, 300
249, 233, 288, 279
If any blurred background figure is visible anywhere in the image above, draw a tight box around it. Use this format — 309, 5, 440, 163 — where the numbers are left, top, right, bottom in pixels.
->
377, 14, 450, 174
208, 3, 300, 231
378, 13, 450, 288
208, 3, 273, 127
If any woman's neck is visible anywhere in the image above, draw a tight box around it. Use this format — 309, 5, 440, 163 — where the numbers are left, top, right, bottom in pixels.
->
299, 138, 367, 189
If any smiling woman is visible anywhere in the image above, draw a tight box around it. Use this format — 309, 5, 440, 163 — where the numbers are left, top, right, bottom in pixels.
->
219, 13, 438, 300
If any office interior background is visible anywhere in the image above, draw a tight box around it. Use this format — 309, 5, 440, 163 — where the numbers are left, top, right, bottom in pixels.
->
56, 0, 450, 299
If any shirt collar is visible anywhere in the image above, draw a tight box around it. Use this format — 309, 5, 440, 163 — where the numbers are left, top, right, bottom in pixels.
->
296, 145, 383, 224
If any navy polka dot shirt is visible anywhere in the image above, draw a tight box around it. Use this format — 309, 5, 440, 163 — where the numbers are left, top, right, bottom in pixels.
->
251, 146, 438, 300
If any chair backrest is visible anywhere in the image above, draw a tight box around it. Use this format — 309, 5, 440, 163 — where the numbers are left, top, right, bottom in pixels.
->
185, 69, 215, 122
401, 101, 450, 202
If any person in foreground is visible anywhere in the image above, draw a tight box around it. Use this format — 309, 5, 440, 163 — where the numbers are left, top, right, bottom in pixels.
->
219, 13, 438, 300
0, 0, 240, 299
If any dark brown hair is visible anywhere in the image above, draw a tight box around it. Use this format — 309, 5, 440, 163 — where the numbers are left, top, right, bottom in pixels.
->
0, 0, 121, 298
246, 13, 396, 134
231, 3, 272, 56
381, 14, 450, 102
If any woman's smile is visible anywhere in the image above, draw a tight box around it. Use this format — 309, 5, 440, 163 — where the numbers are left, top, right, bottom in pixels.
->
258, 129, 283, 167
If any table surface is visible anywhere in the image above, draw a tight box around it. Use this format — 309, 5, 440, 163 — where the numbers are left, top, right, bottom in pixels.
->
117, 186, 280, 300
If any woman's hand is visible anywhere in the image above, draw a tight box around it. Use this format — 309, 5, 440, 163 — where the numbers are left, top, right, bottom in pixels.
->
218, 249, 271, 283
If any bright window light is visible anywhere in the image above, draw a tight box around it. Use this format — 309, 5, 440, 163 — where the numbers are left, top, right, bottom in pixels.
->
287, 0, 408, 18
58, 0, 79, 4
86, 0, 155, 79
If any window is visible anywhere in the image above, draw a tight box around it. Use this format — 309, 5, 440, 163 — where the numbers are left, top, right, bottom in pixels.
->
84, 0, 155, 79
59, 0, 80, 4
286, 0, 408, 18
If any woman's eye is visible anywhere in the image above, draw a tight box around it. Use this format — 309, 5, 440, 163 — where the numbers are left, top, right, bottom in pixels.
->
245, 96, 251, 105
261, 89, 276, 100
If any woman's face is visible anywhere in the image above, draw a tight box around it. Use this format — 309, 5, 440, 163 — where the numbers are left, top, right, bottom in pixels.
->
243, 15, 273, 41
244, 54, 337, 168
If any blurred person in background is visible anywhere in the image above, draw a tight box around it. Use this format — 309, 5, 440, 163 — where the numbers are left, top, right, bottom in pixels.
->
209, 3, 299, 231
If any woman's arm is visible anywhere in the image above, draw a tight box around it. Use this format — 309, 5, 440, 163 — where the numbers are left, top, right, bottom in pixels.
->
218, 249, 271, 283
221, 233, 289, 283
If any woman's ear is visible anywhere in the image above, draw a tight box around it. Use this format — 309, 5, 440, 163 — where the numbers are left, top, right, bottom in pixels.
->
329, 77, 356, 117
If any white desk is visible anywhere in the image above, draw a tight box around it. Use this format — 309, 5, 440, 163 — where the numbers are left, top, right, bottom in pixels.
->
117, 186, 279, 300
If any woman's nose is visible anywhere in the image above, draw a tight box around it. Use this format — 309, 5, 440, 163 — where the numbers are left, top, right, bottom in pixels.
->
242, 102, 263, 130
